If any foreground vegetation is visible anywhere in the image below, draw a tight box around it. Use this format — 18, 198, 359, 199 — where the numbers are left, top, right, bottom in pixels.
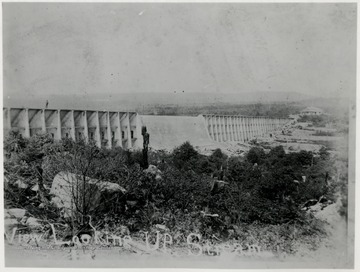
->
4, 131, 348, 254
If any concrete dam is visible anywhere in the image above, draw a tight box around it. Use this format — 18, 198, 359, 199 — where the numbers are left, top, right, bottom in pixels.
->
3, 107, 290, 150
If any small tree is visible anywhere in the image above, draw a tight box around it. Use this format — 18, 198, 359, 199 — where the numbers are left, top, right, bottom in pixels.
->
246, 147, 266, 164
172, 141, 199, 170
45, 139, 129, 229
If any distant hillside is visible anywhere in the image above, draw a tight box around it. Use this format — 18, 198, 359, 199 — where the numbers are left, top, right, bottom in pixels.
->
299, 97, 350, 116
3, 91, 321, 111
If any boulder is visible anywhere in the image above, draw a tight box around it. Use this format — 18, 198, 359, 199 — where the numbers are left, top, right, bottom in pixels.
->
31, 184, 39, 191
4, 209, 12, 219
309, 202, 323, 212
154, 224, 169, 232
14, 179, 27, 189
144, 165, 162, 175
51, 172, 126, 216
96, 181, 126, 194
5, 218, 18, 226
31, 184, 48, 191
5, 218, 18, 233
26, 217, 42, 229
7, 208, 27, 219
51, 172, 101, 213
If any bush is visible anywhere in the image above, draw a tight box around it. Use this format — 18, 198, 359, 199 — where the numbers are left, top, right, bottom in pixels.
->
246, 147, 266, 164
3, 134, 343, 247
172, 141, 200, 170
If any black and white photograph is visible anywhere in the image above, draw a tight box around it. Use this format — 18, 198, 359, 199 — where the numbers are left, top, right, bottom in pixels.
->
1, 1, 357, 270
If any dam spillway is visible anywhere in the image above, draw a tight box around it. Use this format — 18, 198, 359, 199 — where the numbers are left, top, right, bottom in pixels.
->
3, 107, 290, 150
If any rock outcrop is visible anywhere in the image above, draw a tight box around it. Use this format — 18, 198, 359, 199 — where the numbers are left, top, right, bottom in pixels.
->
50, 172, 126, 217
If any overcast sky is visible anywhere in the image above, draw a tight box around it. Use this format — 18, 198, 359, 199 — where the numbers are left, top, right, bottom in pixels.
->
3, 3, 356, 99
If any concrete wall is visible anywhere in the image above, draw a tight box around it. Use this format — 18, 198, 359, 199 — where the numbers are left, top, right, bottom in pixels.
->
3, 108, 142, 150
140, 115, 214, 150
202, 114, 289, 143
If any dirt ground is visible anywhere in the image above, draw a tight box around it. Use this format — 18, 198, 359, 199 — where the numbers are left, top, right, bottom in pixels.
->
5, 202, 351, 269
